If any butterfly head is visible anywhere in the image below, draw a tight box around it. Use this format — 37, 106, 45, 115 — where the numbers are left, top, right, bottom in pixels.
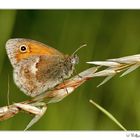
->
69, 54, 79, 65
69, 43, 86, 65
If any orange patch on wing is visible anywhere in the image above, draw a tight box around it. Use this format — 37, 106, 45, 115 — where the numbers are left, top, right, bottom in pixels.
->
16, 42, 63, 62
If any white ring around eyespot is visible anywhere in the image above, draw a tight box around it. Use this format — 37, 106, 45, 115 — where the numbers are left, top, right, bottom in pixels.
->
19, 45, 28, 53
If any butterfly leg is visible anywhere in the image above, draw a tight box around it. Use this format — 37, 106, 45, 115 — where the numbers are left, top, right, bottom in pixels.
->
61, 76, 69, 94
73, 68, 83, 79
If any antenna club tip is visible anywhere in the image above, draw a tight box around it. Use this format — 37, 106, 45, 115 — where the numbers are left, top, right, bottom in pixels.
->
82, 44, 87, 47
72, 43, 87, 55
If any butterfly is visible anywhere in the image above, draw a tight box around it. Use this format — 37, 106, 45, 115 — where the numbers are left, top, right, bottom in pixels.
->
6, 38, 84, 97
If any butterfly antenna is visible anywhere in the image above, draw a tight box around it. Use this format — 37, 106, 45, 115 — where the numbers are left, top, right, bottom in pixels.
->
72, 44, 87, 56
7, 74, 10, 106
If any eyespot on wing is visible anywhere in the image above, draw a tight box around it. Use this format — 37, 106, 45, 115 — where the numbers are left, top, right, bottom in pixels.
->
6, 38, 64, 62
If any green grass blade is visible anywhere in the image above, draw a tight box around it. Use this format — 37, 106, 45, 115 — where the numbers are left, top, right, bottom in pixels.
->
89, 99, 127, 131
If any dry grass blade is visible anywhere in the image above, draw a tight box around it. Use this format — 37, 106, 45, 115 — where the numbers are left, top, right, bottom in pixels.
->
0, 105, 19, 121
87, 54, 140, 86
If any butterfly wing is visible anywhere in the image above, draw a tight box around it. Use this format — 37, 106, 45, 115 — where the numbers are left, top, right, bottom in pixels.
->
6, 38, 64, 68
6, 38, 69, 97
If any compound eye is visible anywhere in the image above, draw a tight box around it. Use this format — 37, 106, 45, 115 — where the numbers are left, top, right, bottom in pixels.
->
19, 45, 28, 53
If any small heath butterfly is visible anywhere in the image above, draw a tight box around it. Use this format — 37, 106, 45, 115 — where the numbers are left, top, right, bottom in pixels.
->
6, 38, 83, 97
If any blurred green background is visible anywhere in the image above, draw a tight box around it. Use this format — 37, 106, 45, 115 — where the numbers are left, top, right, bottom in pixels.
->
0, 10, 140, 130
